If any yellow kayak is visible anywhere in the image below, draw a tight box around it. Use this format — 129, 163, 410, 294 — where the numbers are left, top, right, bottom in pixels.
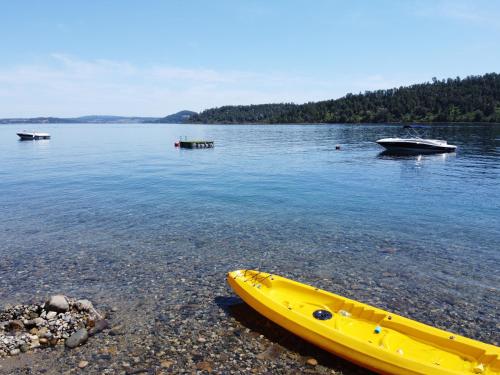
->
227, 270, 499, 375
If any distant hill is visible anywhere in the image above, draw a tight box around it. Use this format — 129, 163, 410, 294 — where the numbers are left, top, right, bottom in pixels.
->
0, 115, 159, 124
0, 111, 198, 124
155, 110, 197, 123
0, 117, 78, 124
187, 73, 500, 124
73, 115, 160, 123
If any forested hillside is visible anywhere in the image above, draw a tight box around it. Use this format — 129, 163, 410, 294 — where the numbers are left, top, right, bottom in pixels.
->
155, 110, 197, 123
187, 73, 500, 124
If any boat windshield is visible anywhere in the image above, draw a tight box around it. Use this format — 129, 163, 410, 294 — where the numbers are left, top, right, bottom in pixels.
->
402, 125, 429, 139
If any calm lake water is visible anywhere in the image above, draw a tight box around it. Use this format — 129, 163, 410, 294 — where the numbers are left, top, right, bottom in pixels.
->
0, 123, 499, 372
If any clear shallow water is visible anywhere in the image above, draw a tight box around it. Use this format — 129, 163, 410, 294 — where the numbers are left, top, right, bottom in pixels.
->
0, 123, 499, 370
1, 123, 498, 254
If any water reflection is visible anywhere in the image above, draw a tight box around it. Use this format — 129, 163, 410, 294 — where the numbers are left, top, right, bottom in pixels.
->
377, 150, 456, 161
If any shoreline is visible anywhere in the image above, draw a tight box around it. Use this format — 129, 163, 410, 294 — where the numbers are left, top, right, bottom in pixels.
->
1, 121, 500, 126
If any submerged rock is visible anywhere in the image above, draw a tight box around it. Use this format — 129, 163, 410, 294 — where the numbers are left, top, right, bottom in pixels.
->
88, 319, 109, 336
65, 328, 88, 349
109, 324, 125, 336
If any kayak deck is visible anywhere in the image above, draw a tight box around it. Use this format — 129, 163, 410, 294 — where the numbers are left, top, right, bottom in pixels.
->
227, 270, 499, 375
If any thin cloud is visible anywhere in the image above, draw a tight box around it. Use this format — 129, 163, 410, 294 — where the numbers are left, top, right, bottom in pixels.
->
413, 0, 499, 26
0, 54, 418, 117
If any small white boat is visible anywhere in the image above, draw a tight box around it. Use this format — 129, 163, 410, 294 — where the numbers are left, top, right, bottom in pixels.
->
17, 131, 51, 140
376, 125, 456, 153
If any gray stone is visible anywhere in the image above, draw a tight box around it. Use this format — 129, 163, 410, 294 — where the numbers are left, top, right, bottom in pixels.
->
65, 328, 88, 349
29, 338, 40, 349
108, 324, 125, 336
88, 319, 109, 336
24, 319, 37, 329
47, 295, 69, 312
46, 311, 57, 320
76, 299, 93, 311
34, 317, 45, 327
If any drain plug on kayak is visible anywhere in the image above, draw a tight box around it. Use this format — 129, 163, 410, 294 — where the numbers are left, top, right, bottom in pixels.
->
313, 310, 332, 320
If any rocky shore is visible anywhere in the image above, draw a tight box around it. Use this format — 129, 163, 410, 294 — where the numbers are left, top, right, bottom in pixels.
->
0, 223, 498, 374
0, 295, 106, 358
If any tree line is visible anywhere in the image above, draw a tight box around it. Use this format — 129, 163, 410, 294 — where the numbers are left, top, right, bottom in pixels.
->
187, 73, 500, 124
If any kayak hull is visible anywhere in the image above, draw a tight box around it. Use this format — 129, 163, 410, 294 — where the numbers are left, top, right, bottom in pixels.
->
227, 270, 499, 375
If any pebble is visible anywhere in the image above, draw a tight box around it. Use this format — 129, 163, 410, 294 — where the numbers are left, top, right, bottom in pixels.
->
78, 360, 89, 369
196, 361, 213, 372
160, 360, 173, 368
306, 358, 318, 366
34, 317, 45, 326
109, 324, 125, 336
37, 327, 49, 338
256, 344, 283, 360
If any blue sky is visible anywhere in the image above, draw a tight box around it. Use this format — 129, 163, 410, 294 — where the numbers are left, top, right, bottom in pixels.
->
1, 0, 499, 117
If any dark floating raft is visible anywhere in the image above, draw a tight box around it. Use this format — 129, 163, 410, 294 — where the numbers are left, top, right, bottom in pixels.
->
176, 140, 214, 149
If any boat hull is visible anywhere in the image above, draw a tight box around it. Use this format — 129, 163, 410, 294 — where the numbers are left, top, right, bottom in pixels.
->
227, 270, 499, 375
17, 133, 51, 140
376, 140, 456, 153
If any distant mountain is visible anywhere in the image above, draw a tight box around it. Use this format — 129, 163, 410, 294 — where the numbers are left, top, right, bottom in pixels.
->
187, 73, 500, 124
0, 111, 198, 124
155, 110, 197, 123
73, 115, 160, 123
0, 117, 78, 124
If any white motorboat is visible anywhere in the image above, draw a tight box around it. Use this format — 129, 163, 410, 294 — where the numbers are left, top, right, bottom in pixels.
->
17, 131, 51, 140
376, 125, 456, 153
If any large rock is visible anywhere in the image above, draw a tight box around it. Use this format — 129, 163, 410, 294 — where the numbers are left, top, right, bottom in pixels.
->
65, 328, 88, 349
46, 295, 69, 312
